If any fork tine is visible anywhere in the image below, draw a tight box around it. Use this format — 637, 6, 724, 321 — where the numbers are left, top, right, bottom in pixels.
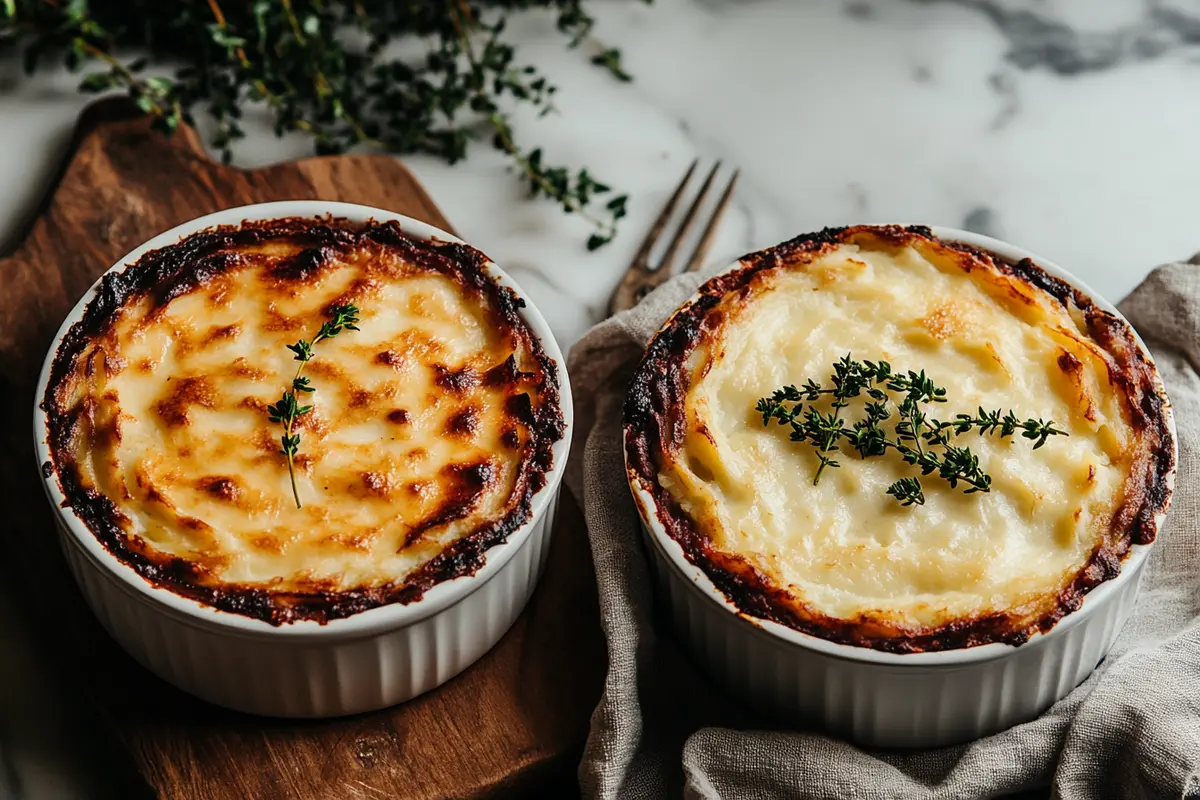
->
684, 169, 739, 273
630, 159, 698, 270
607, 159, 738, 316
654, 161, 721, 277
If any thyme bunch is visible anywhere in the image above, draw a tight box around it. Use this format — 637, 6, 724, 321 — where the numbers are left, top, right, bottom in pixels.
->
266, 303, 360, 509
756, 355, 1067, 506
0, 0, 645, 249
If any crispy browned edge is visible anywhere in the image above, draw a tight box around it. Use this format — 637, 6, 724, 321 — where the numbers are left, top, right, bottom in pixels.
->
624, 224, 1174, 653
41, 216, 565, 625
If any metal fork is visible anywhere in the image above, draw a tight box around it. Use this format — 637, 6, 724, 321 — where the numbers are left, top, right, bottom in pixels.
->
607, 160, 739, 315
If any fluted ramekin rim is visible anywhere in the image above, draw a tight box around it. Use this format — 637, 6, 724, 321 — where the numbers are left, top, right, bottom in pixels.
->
34, 200, 573, 641
627, 224, 1176, 667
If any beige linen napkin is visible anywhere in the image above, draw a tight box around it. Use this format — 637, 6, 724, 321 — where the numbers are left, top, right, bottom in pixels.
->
565, 259, 1200, 799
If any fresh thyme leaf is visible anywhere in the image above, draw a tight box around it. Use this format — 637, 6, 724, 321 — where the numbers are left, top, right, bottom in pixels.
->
590, 48, 632, 82
267, 303, 362, 508
757, 354, 1067, 506
0, 1, 650, 249
886, 477, 925, 506
287, 340, 313, 362
1023, 418, 1068, 449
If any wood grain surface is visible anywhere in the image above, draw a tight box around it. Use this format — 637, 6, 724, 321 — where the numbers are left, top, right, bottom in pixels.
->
0, 98, 604, 800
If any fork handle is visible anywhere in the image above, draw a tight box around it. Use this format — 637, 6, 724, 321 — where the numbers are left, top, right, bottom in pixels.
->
608, 267, 648, 316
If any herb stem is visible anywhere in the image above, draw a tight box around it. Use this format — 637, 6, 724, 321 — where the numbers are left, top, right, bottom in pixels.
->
280, 356, 313, 509
206, 0, 252, 70
76, 40, 161, 112
813, 405, 844, 485
487, 112, 612, 232
281, 0, 305, 44
266, 304, 361, 508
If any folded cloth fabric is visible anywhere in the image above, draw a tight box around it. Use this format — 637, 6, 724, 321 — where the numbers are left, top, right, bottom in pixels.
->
565, 260, 1200, 800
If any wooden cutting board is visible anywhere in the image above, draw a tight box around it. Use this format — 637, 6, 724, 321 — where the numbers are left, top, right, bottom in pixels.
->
0, 98, 604, 799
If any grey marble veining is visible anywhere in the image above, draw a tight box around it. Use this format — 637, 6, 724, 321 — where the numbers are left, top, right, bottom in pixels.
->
919, 0, 1200, 74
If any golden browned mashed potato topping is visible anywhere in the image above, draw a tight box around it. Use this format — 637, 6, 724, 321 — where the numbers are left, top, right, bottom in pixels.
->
43, 218, 563, 623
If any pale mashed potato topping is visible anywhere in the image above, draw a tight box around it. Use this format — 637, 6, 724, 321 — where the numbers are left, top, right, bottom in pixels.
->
628, 226, 1172, 650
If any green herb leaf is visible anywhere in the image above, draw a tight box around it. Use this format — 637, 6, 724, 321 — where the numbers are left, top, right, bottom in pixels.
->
287, 339, 314, 362
887, 477, 925, 506
80, 72, 115, 92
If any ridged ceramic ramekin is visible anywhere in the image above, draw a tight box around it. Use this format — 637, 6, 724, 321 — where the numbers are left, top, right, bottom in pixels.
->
34, 201, 573, 718
627, 227, 1176, 748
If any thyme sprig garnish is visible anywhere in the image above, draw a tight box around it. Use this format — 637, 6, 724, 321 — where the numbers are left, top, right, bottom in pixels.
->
266, 303, 360, 509
755, 355, 1067, 506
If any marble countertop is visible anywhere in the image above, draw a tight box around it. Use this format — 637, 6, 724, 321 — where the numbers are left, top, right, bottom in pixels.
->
2, 0, 1198, 795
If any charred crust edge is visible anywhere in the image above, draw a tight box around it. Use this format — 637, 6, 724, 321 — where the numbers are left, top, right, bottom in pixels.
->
42, 216, 565, 626
624, 224, 1174, 654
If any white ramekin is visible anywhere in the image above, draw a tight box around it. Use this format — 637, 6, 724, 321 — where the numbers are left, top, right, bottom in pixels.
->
34, 201, 574, 718
627, 226, 1176, 748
